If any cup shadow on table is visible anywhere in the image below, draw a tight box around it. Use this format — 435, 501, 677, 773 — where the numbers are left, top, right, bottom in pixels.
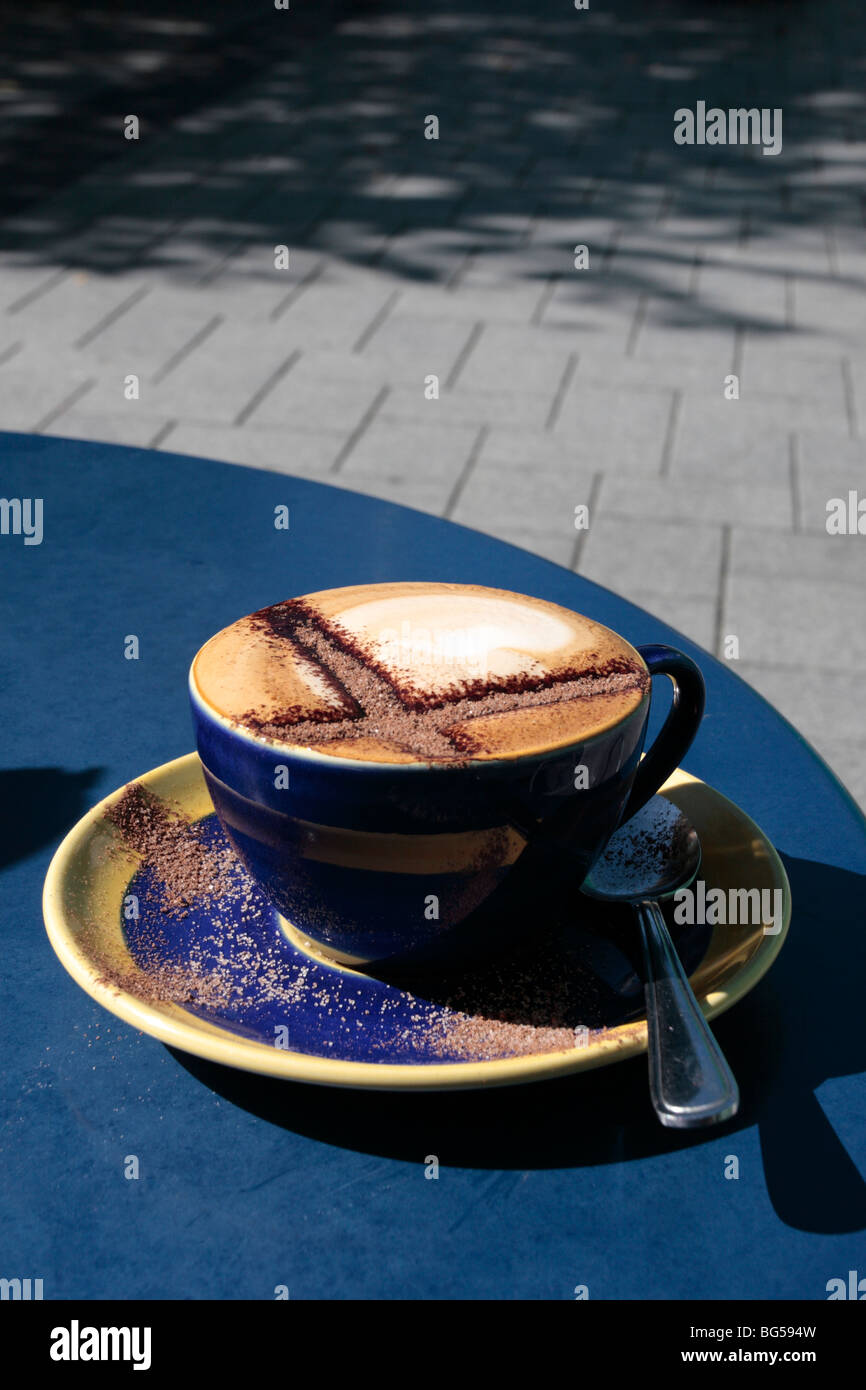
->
0, 766, 104, 870
172, 853, 865, 1235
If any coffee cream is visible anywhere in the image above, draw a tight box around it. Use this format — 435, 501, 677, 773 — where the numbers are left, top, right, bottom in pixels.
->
192, 582, 650, 763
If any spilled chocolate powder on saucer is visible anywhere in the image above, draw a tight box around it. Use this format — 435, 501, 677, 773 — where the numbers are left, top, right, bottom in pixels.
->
96, 782, 606, 1062
104, 783, 238, 915
95, 784, 240, 1008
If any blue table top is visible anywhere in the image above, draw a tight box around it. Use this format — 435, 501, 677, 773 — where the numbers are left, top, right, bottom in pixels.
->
3, 429, 865, 1300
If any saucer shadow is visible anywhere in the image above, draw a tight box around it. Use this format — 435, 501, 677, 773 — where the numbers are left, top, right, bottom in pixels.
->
170, 853, 866, 1235
0, 766, 104, 869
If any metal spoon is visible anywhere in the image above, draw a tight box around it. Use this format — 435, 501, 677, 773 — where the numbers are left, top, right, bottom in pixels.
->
582, 795, 739, 1129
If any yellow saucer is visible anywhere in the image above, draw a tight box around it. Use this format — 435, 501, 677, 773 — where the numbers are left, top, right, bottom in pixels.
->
42, 753, 790, 1091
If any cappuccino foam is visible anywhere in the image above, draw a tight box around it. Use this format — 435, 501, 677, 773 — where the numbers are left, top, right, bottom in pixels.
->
192, 582, 650, 763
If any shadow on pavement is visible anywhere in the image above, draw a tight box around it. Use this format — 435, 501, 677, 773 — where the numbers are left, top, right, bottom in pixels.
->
1, 0, 860, 334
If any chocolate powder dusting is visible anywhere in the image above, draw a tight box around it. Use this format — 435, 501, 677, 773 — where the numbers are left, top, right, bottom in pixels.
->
104, 782, 238, 914
238, 598, 649, 761
96, 784, 604, 1061
94, 958, 234, 1010
393, 935, 606, 1061
258, 598, 638, 710
95, 782, 243, 1007
427, 1015, 590, 1061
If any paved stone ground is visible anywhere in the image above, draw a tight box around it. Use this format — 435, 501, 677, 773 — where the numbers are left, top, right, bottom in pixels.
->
2, 0, 866, 806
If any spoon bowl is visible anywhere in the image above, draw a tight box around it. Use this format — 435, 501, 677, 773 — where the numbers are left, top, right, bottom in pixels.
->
583, 794, 702, 905
582, 795, 739, 1129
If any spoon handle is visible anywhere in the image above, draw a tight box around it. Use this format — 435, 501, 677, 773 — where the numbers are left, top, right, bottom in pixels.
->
636, 900, 740, 1128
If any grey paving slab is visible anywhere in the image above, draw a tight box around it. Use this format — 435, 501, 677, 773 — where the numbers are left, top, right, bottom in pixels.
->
600, 475, 794, 530
0, 362, 95, 432
553, 380, 674, 475
827, 225, 866, 280
245, 355, 386, 433
451, 323, 574, 396
189, 270, 322, 323
335, 468, 459, 516
757, 324, 856, 364
72, 288, 222, 372
724, 572, 866, 671
49, 374, 137, 421
797, 429, 866, 476
795, 279, 866, 346
79, 321, 308, 425
392, 283, 546, 324
382, 384, 554, 430
796, 469, 866, 538
572, 345, 716, 395
339, 417, 479, 501
838, 360, 866, 442
538, 281, 638, 337
732, 228, 834, 277
631, 321, 737, 380
5, 271, 148, 348
477, 426, 600, 472
156, 423, 345, 476
739, 334, 847, 410
671, 399, 792, 482
0, 265, 68, 313
0, 335, 22, 365
678, 385, 851, 465
730, 525, 866, 587
355, 314, 476, 385
653, 216, 741, 255
736, 663, 866, 749
260, 348, 387, 390
696, 264, 788, 329
580, 515, 724, 599
451, 456, 596, 535
110, 232, 223, 281
628, 592, 718, 654
272, 279, 400, 351
526, 209, 615, 250
631, 341, 739, 403
374, 227, 481, 282
609, 233, 697, 299
43, 412, 170, 449
202, 243, 326, 293
454, 246, 565, 286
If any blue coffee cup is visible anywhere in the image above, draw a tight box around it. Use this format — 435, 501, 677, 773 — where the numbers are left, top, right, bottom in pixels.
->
190, 597, 704, 970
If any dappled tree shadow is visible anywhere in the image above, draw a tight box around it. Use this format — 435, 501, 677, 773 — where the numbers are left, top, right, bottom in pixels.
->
0, 0, 863, 334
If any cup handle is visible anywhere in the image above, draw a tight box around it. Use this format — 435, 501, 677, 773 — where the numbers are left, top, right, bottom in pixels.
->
619, 644, 706, 822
